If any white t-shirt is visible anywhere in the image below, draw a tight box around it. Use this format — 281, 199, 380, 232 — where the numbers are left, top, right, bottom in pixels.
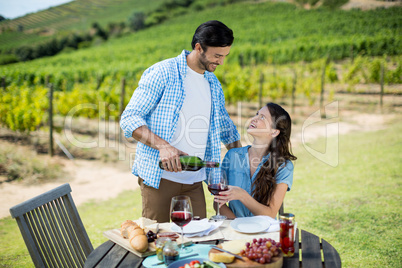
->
162, 66, 211, 184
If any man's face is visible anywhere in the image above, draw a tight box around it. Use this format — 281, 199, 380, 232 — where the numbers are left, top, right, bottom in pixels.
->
197, 45, 231, 73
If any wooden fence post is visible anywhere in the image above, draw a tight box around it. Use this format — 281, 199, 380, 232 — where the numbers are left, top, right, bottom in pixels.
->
120, 77, 126, 118
48, 83, 54, 157
320, 57, 330, 119
291, 69, 297, 114
259, 72, 264, 108
380, 63, 384, 110
119, 77, 126, 141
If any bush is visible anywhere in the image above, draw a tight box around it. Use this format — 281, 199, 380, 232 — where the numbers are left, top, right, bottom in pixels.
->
129, 12, 146, 31
0, 54, 19, 65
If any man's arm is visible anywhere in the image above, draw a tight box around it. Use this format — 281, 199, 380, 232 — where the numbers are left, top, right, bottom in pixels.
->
132, 125, 187, 172
225, 140, 242, 150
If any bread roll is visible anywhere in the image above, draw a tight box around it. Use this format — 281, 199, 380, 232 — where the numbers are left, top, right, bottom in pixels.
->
121, 222, 139, 239
130, 234, 148, 253
128, 227, 145, 240
121, 220, 136, 228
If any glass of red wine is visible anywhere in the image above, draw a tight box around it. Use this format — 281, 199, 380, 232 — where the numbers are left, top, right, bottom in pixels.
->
170, 195, 193, 253
207, 169, 228, 221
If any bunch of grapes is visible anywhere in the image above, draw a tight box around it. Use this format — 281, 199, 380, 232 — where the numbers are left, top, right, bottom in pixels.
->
239, 238, 281, 264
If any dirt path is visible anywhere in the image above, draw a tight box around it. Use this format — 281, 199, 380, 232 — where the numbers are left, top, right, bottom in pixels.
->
0, 160, 139, 219
0, 111, 398, 219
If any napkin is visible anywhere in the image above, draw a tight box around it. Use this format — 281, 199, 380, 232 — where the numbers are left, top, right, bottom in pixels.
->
184, 219, 223, 238
253, 216, 298, 238
253, 216, 280, 232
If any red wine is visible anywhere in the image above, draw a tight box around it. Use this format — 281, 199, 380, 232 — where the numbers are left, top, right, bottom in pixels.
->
171, 211, 192, 227
208, 184, 229, 196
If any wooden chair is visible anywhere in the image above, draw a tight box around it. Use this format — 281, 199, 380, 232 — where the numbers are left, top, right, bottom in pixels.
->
279, 202, 284, 216
9, 183, 93, 268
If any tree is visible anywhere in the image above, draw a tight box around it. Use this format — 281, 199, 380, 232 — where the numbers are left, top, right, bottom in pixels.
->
129, 12, 146, 31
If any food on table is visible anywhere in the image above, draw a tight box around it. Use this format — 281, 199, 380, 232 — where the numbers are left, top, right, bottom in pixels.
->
146, 230, 158, 243
120, 219, 149, 252
239, 238, 282, 264
130, 234, 148, 253
209, 251, 235, 263
128, 227, 145, 240
157, 232, 179, 241
179, 260, 221, 268
219, 239, 248, 254
134, 217, 157, 229
120, 220, 139, 238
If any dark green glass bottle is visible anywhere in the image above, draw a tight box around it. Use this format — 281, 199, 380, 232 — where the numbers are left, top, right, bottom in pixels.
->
159, 156, 219, 171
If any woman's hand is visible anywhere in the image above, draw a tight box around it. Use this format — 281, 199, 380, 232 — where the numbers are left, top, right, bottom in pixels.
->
214, 186, 248, 207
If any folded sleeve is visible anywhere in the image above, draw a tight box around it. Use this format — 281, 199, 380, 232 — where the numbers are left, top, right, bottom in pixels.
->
276, 160, 294, 191
120, 66, 167, 138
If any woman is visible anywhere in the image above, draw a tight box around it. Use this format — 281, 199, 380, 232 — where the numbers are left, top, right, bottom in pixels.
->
216, 103, 296, 218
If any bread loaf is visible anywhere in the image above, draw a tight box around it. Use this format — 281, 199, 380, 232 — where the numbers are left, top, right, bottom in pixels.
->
128, 227, 145, 240
130, 234, 148, 253
120, 219, 149, 252
209, 252, 235, 263
120, 221, 139, 238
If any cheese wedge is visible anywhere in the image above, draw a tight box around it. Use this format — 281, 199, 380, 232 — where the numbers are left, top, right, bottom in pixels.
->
220, 240, 248, 254
209, 252, 235, 263
134, 217, 157, 229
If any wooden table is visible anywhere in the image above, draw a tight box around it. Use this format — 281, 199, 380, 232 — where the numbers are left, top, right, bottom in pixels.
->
84, 229, 341, 268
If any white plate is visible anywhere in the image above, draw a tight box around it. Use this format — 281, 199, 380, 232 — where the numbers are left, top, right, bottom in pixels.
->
230, 217, 271, 234
171, 221, 211, 234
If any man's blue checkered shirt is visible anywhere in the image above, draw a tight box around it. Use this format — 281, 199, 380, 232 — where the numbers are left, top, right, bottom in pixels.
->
120, 50, 240, 189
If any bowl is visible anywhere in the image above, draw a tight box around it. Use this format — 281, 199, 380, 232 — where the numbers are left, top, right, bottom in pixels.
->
167, 258, 225, 268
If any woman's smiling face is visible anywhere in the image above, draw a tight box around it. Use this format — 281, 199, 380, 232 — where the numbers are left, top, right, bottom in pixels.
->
247, 106, 276, 138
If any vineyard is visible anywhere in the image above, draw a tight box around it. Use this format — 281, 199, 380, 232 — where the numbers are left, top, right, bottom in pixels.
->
0, 1, 401, 133
0, 0, 166, 49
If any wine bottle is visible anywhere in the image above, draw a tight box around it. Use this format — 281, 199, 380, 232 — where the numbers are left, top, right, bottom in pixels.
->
159, 156, 219, 171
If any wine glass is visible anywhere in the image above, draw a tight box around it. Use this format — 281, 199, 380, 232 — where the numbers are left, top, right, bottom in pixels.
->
207, 169, 228, 221
170, 195, 193, 253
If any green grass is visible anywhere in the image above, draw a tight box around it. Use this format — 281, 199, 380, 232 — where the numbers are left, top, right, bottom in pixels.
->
1, 122, 401, 267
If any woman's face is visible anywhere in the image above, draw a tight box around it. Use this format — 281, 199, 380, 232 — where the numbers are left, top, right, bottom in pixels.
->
247, 106, 277, 138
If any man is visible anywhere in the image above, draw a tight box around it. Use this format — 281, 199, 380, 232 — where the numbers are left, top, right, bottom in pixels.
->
120, 20, 241, 222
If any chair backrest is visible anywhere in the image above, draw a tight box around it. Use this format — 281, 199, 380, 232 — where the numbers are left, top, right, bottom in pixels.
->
9, 183, 93, 268
279, 202, 284, 215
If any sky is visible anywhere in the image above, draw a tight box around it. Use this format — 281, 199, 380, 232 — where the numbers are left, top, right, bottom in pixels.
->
0, 0, 73, 19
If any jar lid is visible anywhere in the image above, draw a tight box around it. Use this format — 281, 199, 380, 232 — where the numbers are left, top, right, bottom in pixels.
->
279, 213, 295, 220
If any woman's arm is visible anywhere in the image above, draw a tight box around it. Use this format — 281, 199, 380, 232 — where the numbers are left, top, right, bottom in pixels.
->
216, 183, 288, 218
216, 203, 236, 218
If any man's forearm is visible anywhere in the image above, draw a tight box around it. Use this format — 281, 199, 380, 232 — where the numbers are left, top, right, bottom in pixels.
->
132, 125, 169, 150
225, 140, 242, 150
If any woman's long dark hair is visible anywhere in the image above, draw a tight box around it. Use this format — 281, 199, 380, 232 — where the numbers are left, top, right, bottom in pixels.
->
251, 103, 297, 207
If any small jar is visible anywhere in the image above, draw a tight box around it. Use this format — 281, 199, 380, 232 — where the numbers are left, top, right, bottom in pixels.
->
163, 240, 180, 265
279, 213, 295, 257
155, 237, 171, 261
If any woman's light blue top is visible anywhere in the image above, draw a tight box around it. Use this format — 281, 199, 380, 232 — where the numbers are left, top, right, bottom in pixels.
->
221, 145, 294, 217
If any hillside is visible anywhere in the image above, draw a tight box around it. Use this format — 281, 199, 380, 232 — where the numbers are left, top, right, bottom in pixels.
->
0, 0, 165, 50
0, 1, 400, 133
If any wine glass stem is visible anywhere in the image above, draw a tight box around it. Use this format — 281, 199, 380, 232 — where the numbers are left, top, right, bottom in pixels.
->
216, 200, 220, 216
181, 227, 184, 251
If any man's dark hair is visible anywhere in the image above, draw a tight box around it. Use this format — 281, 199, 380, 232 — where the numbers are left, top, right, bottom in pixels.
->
191, 20, 234, 51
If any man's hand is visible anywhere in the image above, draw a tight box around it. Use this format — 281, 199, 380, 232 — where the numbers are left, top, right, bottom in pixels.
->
158, 143, 188, 172
132, 126, 188, 172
